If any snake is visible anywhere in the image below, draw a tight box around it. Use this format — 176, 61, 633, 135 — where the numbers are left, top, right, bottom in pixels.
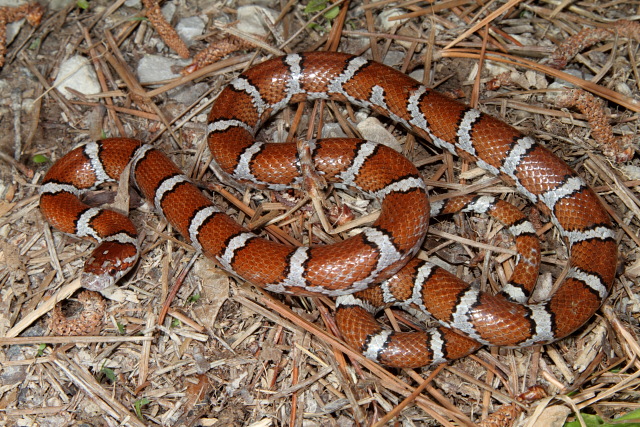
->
40, 52, 617, 368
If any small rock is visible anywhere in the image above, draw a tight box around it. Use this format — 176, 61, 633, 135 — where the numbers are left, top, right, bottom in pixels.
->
525, 69, 547, 90
587, 50, 607, 64
169, 82, 209, 105
80, 399, 103, 417
0, 78, 10, 99
0, 223, 9, 239
137, 54, 190, 83
53, 55, 101, 99
321, 123, 347, 139
531, 272, 554, 302
616, 81, 632, 96
0, 1, 29, 6
48, 0, 73, 10
161, 1, 176, 22
409, 69, 425, 83
484, 61, 511, 77
21, 97, 35, 113
176, 16, 206, 46
6, 20, 24, 46
546, 82, 573, 103
237, 5, 279, 36
510, 33, 537, 46
1, 346, 27, 385
381, 50, 404, 68
376, 8, 408, 31
354, 111, 369, 122
559, 68, 592, 81
124, 0, 141, 8
238, 0, 275, 6
622, 164, 640, 180
562, 69, 582, 79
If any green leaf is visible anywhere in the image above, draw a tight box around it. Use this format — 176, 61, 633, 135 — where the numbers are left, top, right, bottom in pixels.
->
565, 410, 640, 427
101, 366, 117, 382
29, 38, 41, 50
304, 0, 327, 14
36, 343, 47, 357
614, 408, 640, 424
323, 5, 340, 20
32, 154, 49, 163
77, 0, 89, 10
188, 293, 201, 303
134, 397, 150, 419
307, 22, 324, 31
117, 322, 125, 334
564, 413, 603, 427
171, 318, 181, 327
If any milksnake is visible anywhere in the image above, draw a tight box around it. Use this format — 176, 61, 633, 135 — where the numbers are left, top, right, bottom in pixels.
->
40, 52, 617, 368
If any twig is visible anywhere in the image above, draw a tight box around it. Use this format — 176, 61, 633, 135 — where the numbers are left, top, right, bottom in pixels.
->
52, 352, 147, 427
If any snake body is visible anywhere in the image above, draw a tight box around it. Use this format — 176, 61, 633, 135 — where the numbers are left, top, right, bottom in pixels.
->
40, 52, 617, 368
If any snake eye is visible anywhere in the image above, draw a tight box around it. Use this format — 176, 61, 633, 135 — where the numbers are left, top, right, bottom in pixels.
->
108, 268, 118, 276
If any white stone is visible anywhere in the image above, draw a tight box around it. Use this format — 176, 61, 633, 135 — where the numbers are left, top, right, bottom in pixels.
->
236, 5, 279, 36
49, 0, 74, 10
321, 122, 347, 139
616, 81, 632, 96
161, 1, 176, 21
381, 50, 404, 67
409, 69, 425, 83
176, 16, 206, 46
137, 54, 190, 83
546, 82, 573, 102
52, 55, 101, 99
483, 61, 511, 77
6, 19, 24, 46
376, 8, 408, 31
622, 165, 640, 180
169, 82, 209, 104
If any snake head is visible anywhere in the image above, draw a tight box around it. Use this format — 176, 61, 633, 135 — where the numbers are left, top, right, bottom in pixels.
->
81, 240, 139, 291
